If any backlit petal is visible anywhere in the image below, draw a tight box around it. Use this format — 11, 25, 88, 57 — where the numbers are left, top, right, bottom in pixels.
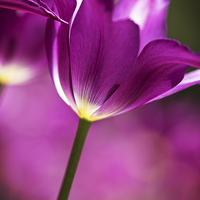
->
113, 0, 169, 51
93, 39, 200, 120
45, 1, 78, 113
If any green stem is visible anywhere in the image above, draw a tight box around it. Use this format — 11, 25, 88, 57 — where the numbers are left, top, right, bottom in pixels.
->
57, 118, 92, 200
0, 83, 5, 105
0, 83, 4, 95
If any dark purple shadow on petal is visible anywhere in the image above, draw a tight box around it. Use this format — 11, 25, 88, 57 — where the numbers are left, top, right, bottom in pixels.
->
93, 39, 200, 118
45, 17, 56, 77
57, 24, 74, 98
103, 84, 120, 103
98, 0, 114, 11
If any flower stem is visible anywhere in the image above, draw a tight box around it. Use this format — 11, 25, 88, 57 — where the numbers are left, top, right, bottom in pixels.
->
0, 83, 5, 105
0, 83, 4, 95
57, 118, 92, 200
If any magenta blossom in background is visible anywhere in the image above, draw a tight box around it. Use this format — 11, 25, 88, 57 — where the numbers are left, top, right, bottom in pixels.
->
0, 7, 48, 85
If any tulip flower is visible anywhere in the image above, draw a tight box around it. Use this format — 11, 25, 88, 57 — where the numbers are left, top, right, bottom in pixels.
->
44, 0, 200, 122
46, 0, 200, 196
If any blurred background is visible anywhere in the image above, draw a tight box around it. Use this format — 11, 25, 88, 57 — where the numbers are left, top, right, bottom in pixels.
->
167, 0, 200, 102
0, 0, 200, 200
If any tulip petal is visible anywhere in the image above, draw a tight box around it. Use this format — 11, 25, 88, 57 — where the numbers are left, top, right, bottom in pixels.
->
0, 0, 67, 23
93, 39, 200, 120
113, 0, 169, 52
45, 19, 79, 115
45, 0, 78, 113
147, 69, 200, 103
54, 0, 76, 22
68, 0, 139, 118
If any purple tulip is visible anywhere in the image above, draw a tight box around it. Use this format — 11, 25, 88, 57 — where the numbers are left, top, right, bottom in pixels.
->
45, 0, 200, 121
1, 1, 200, 199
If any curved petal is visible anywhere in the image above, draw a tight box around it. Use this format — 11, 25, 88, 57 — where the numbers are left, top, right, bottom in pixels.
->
45, 18, 79, 114
45, 0, 85, 115
0, 0, 67, 23
45, 0, 80, 114
93, 39, 200, 120
68, 0, 139, 119
147, 69, 200, 103
113, 0, 169, 52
